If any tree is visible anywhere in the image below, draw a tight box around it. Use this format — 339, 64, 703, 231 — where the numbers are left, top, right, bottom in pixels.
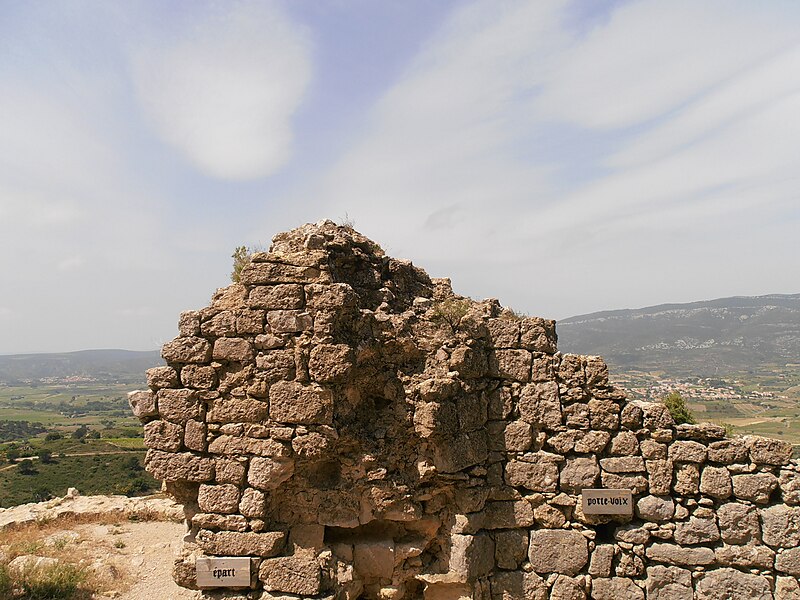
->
663, 391, 696, 425
37, 449, 53, 464
45, 431, 63, 441
5, 446, 20, 462
72, 425, 89, 440
17, 459, 36, 475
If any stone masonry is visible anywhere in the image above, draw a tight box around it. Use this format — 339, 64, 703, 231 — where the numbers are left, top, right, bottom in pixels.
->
130, 221, 800, 599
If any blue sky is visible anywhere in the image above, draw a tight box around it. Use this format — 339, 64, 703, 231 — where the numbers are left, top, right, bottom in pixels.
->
1, 0, 798, 354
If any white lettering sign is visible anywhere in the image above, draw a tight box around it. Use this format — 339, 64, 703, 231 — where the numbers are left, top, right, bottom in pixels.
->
196, 557, 251, 588
582, 489, 633, 516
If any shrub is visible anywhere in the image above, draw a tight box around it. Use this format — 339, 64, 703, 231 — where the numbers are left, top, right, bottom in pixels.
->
0, 563, 11, 599
431, 298, 471, 334
231, 245, 251, 283
17, 562, 89, 600
663, 391, 696, 425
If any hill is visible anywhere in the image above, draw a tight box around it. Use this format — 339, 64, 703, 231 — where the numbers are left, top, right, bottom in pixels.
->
0, 349, 161, 385
558, 293, 800, 377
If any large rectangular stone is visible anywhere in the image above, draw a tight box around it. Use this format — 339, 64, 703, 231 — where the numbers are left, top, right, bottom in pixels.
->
269, 381, 333, 425
196, 530, 286, 557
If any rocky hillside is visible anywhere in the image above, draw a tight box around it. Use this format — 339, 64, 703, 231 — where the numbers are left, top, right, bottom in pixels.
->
558, 294, 800, 377
0, 349, 161, 384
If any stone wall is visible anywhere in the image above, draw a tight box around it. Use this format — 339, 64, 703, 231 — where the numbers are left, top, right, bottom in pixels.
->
130, 221, 800, 599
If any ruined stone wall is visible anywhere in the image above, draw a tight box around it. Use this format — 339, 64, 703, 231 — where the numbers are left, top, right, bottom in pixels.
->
129, 221, 800, 599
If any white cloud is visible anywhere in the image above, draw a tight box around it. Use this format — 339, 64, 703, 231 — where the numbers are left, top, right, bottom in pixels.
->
131, 1, 311, 180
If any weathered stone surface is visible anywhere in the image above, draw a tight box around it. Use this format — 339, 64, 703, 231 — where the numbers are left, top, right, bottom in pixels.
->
646, 459, 673, 496
157, 389, 200, 423
762, 505, 800, 547
146, 366, 179, 389
247, 456, 295, 491
560, 456, 600, 493
694, 567, 772, 600
550, 575, 586, 600
645, 565, 692, 600
673, 517, 720, 545
518, 382, 561, 428
143, 419, 183, 452
449, 534, 494, 582
747, 435, 794, 466
489, 349, 531, 381
699, 465, 732, 499
589, 545, 616, 578
309, 343, 353, 383
672, 463, 700, 495
781, 469, 800, 506
590, 577, 644, 600
718, 502, 760, 544
269, 381, 333, 425
128, 390, 158, 418
180, 364, 217, 389
239, 487, 266, 518
267, 310, 313, 333
191, 512, 248, 532
198, 483, 240, 514
707, 438, 748, 464
183, 420, 206, 452
588, 399, 620, 430
212, 337, 254, 362
162, 336, 212, 364
732, 472, 778, 504
601, 472, 648, 494
145, 450, 214, 482
600, 456, 645, 473
528, 530, 588, 576
208, 397, 269, 423
503, 420, 533, 452
640, 439, 667, 460
248, 284, 304, 309
482, 500, 534, 529
675, 422, 726, 441
668, 440, 707, 463
609, 431, 639, 456
645, 543, 715, 566
196, 530, 285, 557
715, 544, 775, 569
776, 576, 800, 600
633, 400, 674, 430
260, 554, 321, 595
494, 530, 528, 570
489, 570, 547, 600
574, 430, 610, 453
505, 459, 558, 492
354, 539, 395, 579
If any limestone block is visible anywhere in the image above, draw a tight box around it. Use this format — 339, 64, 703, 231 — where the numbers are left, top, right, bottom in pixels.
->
183, 420, 207, 452
162, 336, 212, 364
292, 432, 329, 458
717, 502, 760, 544
588, 399, 619, 431
762, 505, 800, 547
599, 456, 645, 474
505, 459, 559, 492
619, 403, 643, 430
574, 430, 610, 453
198, 484, 240, 514
547, 430, 582, 454
776, 576, 800, 600
146, 366, 179, 390
518, 381, 562, 429
672, 463, 700, 495
589, 544, 615, 577
449, 534, 494, 582
178, 310, 201, 336
157, 389, 201, 423
707, 438, 748, 464
260, 554, 321, 595
207, 397, 269, 423
520, 317, 557, 353
267, 310, 313, 333
747, 435, 794, 466
239, 488, 266, 518
433, 431, 488, 473
143, 419, 183, 452
732, 472, 778, 504
197, 530, 285, 557
668, 440, 707, 463
240, 261, 323, 285
269, 381, 333, 425
694, 567, 772, 600
646, 459, 673, 496
503, 420, 533, 452
247, 456, 295, 491
550, 575, 586, 600
215, 457, 247, 485
782, 469, 800, 505
494, 530, 528, 569
527, 529, 588, 576
699, 465, 732, 499
645, 565, 692, 600
632, 400, 674, 430
212, 338, 254, 363
201, 311, 237, 337
249, 284, 304, 309
145, 449, 214, 482
482, 500, 534, 529
531, 354, 556, 383
614, 525, 649, 545
128, 390, 158, 419
557, 354, 584, 386
675, 422, 726, 441
354, 539, 395, 579
564, 403, 591, 429
590, 577, 643, 600
584, 355, 609, 386
645, 543, 715, 566
180, 365, 217, 390
640, 439, 667, 460
191, 513, 248, 532
533, 503, 566, 528
714, 544, 775, 569
485, 319, 520, 348
560, 456, 600, 494
489, 570, 547, 600
673, 517, 720, 545
601, 472, 647, 494
309, 344, 354, 383
255, 349, 296, 382
609, 431, 639, 456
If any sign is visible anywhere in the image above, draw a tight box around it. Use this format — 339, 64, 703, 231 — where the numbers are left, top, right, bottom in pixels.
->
196, 557, 251, 588
582, 489, 633, 516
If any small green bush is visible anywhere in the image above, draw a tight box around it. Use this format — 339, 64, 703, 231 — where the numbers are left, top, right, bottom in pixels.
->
663, 391, 696, 425
431, 298, 471, 333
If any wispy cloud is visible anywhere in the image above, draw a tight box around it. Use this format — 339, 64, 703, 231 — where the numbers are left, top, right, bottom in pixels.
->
131, 1, 312, 180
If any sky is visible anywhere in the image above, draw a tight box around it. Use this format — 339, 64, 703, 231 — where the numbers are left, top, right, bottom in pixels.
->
1, 0, 799, 354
